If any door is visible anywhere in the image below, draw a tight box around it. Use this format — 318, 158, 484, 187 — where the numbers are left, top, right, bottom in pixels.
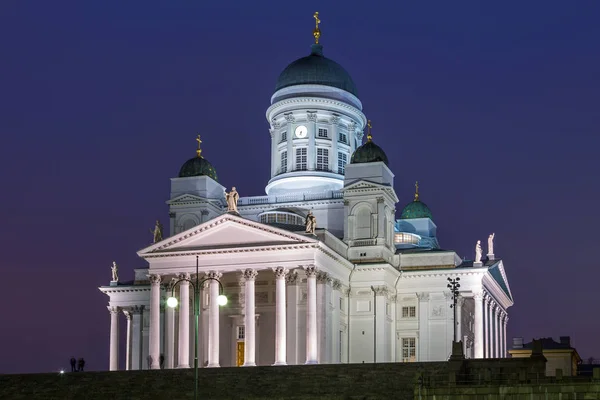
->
236, 342, 245, 366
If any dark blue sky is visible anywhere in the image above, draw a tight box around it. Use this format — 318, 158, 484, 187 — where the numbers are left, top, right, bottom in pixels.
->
1, 1, 599, 373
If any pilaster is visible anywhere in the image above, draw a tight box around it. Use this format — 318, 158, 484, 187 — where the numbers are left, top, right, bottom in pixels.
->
416, 292, 430, 361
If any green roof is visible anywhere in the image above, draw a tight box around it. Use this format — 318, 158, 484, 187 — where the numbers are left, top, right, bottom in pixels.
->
275, 44, 358, 96
351, 139, 389, 166
400, 200, 433, 220
178, 156, 218, 181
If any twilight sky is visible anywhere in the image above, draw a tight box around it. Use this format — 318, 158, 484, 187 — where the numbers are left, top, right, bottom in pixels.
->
1, 1, 599, 373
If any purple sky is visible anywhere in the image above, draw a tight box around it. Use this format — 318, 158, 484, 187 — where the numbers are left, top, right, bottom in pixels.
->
1, 1, 599, 373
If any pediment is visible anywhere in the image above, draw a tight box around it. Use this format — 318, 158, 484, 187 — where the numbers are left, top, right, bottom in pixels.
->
138, 213, 316, 256
167, 194, 210, 205
342, 180, 399, 202
485, 260, 513, 303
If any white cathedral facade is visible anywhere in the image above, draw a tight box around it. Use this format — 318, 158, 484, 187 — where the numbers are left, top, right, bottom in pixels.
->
99, 21, 513, 371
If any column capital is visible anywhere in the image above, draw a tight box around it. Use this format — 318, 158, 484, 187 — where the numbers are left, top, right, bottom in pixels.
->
286, 270, 299, 285
303, 265, 317, 277
177, 272, 191, 281
332, 279, 342, 291
457, 296, 466, 307
272, 267, 289, 279
307, 111, 317, 122
130, 305, 144, 314
473, 290, 484, 301
330, 114, 341, 125
107, 306, 119, 314
123, 310, 132, 320
207, 271, 223, 280
416, 292, 430, 301
316, 271, 331, 284
372, 286, 388, 296
243, 268, 258, 281
148, 274, 162, 284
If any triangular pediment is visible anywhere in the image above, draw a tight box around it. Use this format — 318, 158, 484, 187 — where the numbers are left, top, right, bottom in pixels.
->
138, 213, 316, 256
342, 180, 399, 202
167, 194, 212, 205
488, 260, 513, 302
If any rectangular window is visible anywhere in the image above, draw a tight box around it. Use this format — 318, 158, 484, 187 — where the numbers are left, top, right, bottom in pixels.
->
318, 128, 328, 138
280, 151, 287, 174
280, 131, 287, 143
317, 148, 329, 171
337, 152, 348, 175
295, 148, 307, 171
338, 131, 348, 144
237, 326, 245, 340
402, 306, 416, 318
402, 338, 416, 362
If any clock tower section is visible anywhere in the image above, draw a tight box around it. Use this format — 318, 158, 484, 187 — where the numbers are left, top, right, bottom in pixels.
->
264, 17, 366, 196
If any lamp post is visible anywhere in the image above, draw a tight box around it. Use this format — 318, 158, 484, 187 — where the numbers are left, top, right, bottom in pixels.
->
447, 277, 460, 342
167, 256, 227, 400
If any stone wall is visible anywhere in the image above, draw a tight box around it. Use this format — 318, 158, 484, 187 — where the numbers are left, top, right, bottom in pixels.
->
0, 362, 448, 400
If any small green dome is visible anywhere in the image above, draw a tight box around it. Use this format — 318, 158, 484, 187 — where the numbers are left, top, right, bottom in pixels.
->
400, 200, 433, 220
178, 155, 218, 181
275, 44, 358, 96
351, 138, 389, 166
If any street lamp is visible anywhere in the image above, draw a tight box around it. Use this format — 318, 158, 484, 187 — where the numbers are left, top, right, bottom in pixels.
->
447, 277, 460, 342
167, 255, 227, 400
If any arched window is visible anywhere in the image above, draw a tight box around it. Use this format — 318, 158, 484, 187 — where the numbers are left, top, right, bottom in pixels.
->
355, 207, 371, 239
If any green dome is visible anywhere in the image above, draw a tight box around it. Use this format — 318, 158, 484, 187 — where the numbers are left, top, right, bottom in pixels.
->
178, 155, 218, 181
351, 138, 389, 166
275, 44, 358, 96
400, 200, 433, 220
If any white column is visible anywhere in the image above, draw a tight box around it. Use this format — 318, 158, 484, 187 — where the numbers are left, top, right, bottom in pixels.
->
494, 306, 501, 358
124, 310, 132, 370
207, 271, 222, 367
131, 306, 143, 370
484, 295, 492, 358
243, 269, 258, 366
329, 116, 339, 173
286, 271, 300, 365
417, 292, 430, 361
165, 300, 175, 369
455, 297, 464, 342
473, 292, 484, 359
177, 273, 190, 368
273, 267, 288, 365
331, 280, 342, 363
316, 271, 330, 363
503, 314, 508, 358
307, 112, 317, 170
149, 274, 161, 369
373, 286, 387, 363
304, 265, 318, 364
108, 306, 119, 371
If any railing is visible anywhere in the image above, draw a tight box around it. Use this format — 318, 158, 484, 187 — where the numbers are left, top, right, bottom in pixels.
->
238, 190, 344, 206
353, 239, 377, 247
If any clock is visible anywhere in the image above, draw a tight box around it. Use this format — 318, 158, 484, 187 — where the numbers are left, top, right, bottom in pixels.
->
295, 125, 308, 138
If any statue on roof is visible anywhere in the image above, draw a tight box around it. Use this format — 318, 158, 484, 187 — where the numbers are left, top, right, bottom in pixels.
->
151, 220, 163, 243
475, 240, 482, 264
305, 211, 317, 234
111, 261, 119, 282
487, 233, 495, 256
225, 187, 239, 213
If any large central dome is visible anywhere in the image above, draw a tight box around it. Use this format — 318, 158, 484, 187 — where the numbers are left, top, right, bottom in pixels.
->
275, 44, 358, 96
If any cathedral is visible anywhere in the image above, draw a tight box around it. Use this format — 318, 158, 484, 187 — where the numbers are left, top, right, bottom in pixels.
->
99, 14, 513, 371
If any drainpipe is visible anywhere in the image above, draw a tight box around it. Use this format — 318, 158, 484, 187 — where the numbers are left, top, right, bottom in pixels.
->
347, 263, 357, 363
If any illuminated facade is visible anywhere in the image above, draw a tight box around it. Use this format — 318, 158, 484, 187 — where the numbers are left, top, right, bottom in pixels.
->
99, 16, 513, 371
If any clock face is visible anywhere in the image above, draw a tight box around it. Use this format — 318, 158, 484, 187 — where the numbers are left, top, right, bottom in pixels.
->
295, 125, 308, 138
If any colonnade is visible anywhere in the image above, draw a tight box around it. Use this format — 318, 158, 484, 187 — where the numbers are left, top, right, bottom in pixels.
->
108, 265, 336, 371
473, 291, 508, 359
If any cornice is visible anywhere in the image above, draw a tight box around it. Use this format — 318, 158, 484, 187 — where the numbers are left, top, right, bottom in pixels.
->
143, 243, 318, 259
267, 97, 366, 125
401, 270, 486, 279
98, 286, 151, 294
237, 199, 344, 212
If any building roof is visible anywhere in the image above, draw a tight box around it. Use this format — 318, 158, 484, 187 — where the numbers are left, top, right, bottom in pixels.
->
400, 200, 433, 220
351, 138, 389, 166
178, 155, 218, 181
275, 44, 358, 96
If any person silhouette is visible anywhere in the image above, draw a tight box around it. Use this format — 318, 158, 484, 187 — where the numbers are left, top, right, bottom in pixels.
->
77, 358, 85, 372
159, 354, 164, 369
70, 357, 76, 372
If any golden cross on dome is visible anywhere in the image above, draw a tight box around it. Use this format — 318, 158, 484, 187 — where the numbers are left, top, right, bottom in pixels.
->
367, 120, 373, 141
196, 134, 202, 158
313, 12, 321, 44
414, 181, 420, 201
